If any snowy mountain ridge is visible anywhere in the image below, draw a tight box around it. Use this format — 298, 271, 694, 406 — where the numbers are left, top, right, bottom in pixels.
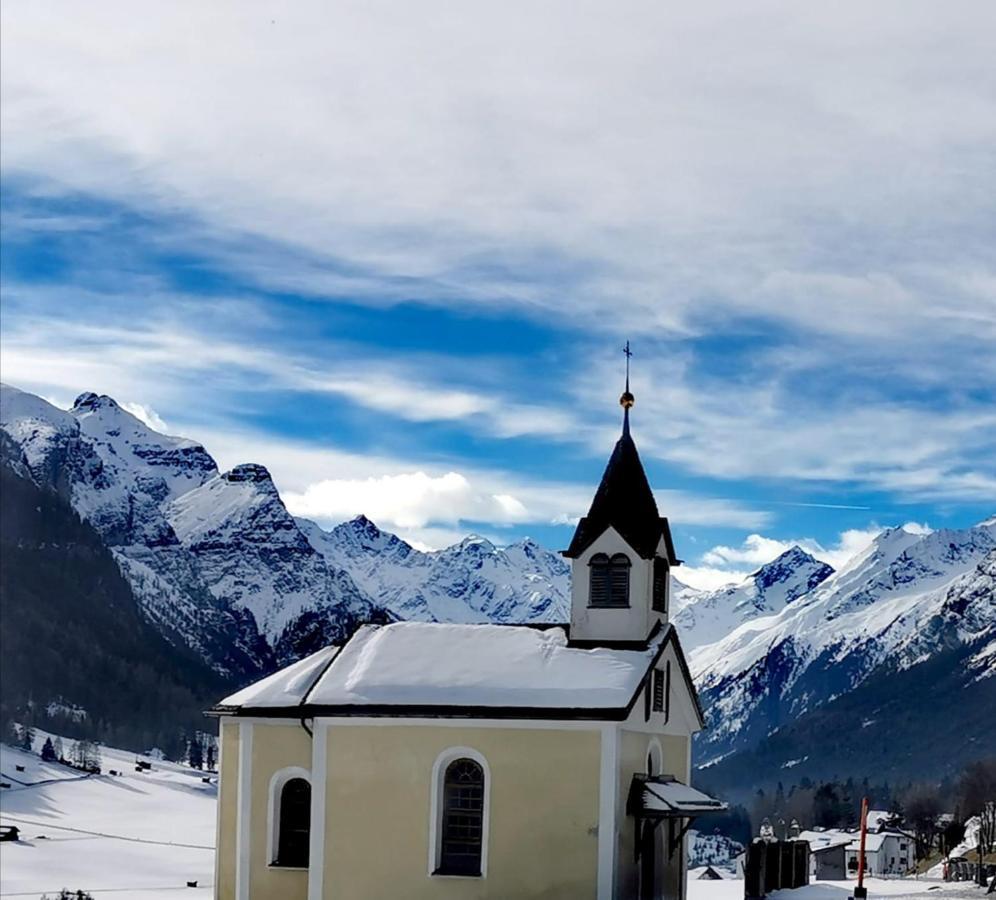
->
672, 546, 834, 651
3, 382, 993, 774
690, 518, 996, 763
301, 514, 571, 624
0, 384, 572, 677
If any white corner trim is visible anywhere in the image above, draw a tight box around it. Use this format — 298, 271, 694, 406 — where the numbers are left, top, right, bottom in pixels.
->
647, 737, 663, 776
235, 722, 253, 900
598, 724, 619, 900
213, 722, 224, 900
266, 765, 311, 866
308, 721, 328, 900
427, 746, 491, 879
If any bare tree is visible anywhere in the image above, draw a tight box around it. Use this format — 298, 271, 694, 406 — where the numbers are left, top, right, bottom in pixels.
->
958, 759, 996, 856
902, 783, 943, 860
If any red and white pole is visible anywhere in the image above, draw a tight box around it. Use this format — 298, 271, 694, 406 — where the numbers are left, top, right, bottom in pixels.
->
854, 797, 869, 900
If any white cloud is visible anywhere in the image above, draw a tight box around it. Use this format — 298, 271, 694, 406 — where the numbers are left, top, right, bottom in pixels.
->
284, 471, 528, 531
2, 0, 994, 350
119, 401, 169, 433
676, 565, 753, 592
694, 521, 936, 584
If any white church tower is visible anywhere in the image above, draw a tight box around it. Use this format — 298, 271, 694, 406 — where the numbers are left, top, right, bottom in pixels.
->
563, 346, 680, 645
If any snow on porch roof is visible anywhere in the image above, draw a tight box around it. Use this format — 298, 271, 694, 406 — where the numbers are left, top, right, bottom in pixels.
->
638, 776, 727, 817
217, 621, 666, 715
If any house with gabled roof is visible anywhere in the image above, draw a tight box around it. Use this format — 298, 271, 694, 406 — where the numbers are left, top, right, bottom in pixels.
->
209, 376, 723, 900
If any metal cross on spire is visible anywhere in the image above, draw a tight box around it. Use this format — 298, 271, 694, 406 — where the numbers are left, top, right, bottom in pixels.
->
620, 341, 635, 434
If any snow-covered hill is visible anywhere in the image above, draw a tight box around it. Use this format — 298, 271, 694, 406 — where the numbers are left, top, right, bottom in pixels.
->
673, 546, 834, 651
691, 520, 996, 763
301, 514, 571, 624
0, 735, 214, 899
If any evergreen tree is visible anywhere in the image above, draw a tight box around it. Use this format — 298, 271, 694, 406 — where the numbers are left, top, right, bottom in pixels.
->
188, 736, 204, 770
206, 739, 217, 771
53, 736, 64, 761
3, 720, 21, 747
41, 737, 57, 761
20, 724, 34, 752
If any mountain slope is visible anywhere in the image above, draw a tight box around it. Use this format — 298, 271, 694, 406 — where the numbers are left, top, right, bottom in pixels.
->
0, 432, 229, 752
0, 385, 386, 676
166, 466, 385, 664
698, 551, 996, 798
672, 546, 834, 651
301, 514, 571, 624
690, 521, 996, 765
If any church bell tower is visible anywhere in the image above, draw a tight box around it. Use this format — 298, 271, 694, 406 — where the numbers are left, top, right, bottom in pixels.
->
564, 344, 680, 646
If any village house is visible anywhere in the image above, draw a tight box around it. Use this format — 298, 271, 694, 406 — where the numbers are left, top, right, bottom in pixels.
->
209, 381, 724, 899
799, 820, 914, 879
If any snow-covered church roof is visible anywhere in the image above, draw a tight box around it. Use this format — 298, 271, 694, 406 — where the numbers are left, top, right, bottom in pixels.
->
213, 621, 675, 719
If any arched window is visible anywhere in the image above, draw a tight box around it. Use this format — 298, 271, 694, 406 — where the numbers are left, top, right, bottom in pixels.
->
430, 750, 491, 878
439, 758, 485, 875
589, 552, 631, 607
274, 777, 311, 868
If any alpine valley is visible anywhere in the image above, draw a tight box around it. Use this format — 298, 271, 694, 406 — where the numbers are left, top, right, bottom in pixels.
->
1, 383, 993, 788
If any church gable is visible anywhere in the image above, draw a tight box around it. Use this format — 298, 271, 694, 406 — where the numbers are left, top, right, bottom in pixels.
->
622, 629, 706, 736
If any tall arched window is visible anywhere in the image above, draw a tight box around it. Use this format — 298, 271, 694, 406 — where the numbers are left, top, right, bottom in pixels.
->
589, 552, 631, 607
439, 758, 485, 876
275, 777, 311, 868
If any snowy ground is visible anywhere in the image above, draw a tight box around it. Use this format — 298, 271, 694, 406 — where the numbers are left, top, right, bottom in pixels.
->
0, 737, 215, 899
4, 736, 991, 900
689, 876, 992, 900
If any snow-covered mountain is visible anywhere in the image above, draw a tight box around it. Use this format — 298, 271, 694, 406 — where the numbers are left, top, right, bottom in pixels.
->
166, 464, 383, 663
300, 514, 571, 624
672, 546, 834, 651
690, 520, 996, 765
0, 384, 570, 676
4, 382, 993, 779
0, 385, 379, 674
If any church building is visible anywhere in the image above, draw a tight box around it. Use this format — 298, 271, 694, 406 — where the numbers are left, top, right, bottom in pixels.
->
209, 377, 724, 900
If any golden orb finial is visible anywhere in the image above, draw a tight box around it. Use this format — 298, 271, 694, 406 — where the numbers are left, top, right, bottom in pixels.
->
620, 390, 635, 409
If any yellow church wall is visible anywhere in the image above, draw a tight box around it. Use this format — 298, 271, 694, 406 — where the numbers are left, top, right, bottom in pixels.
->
248, 723, 312, 900
216, 721, 240, 900
321, 724, 602, 900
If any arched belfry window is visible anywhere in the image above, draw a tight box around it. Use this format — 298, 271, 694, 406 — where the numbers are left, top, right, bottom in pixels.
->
589, 552, 631, 607
274, 776, 311, 868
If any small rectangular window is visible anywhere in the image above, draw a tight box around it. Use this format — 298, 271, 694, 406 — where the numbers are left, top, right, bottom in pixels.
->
665, 661, 671, 722
652, 557, 668, 613
652, 669, 664, 712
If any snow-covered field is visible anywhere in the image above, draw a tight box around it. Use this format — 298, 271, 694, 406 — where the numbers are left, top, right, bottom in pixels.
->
0, 738, 215, 899
689, 876, 991, 900
4, 735, 991, 900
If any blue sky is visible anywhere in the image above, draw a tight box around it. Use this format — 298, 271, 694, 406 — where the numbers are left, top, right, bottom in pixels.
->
2, 2, 994, 587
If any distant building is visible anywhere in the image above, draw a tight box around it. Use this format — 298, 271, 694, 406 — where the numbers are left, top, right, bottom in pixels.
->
209, 382, 725, 899
799, 826, 913, 877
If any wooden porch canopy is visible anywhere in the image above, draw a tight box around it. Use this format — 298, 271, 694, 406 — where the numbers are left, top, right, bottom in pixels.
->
627, 775, 727, 861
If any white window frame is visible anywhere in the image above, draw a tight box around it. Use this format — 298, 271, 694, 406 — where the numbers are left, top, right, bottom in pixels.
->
427, 746, 491, 879
267, 765, 311, 870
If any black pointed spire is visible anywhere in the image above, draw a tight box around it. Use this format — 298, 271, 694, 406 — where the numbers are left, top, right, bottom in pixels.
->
564, 345, 678, 562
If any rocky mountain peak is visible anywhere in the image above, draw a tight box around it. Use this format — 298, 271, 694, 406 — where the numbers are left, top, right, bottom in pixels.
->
72, 391, 118, 412
223, 463, 275, 487
752, 546, 833, 595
